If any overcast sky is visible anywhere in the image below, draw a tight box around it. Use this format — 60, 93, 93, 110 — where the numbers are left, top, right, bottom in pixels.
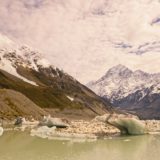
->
1, 0, 160, 83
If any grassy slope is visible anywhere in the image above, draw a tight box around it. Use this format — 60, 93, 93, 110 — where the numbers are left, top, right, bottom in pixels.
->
0, 68, 111, 118
0, 89, 46, 120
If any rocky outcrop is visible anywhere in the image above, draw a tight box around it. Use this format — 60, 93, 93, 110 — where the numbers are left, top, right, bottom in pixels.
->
39, 116, 69, 128
14, 117, 39, 126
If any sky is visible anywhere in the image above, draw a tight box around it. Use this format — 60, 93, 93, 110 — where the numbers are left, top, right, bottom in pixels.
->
1, 0, 160, 83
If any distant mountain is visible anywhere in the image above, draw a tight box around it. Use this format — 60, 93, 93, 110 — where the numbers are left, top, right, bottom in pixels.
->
0, 34, 112, 119
87, 64, 160, 119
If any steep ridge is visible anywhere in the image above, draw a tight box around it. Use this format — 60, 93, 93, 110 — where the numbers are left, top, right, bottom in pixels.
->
87, 64, 160, 119
0, 34, 111, 119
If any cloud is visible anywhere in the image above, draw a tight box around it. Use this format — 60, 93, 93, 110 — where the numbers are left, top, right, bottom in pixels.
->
0, 0, 160, 83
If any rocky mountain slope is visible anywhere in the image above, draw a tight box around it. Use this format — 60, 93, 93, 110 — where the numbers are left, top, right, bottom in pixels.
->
0, 89, 46, 120
87, 64, 160, 119
0, 34, 112, 119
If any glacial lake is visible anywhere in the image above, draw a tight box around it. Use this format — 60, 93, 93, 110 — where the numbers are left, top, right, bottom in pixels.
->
0, 131, 160, 160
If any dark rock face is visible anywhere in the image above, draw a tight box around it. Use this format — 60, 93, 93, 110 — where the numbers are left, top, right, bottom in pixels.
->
111, 91, 160, 119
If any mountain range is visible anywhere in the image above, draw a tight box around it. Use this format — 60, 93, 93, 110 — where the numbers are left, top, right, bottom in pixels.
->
0, 33, 111, 120
1, 32, 160, 120
87, 64, 160, 119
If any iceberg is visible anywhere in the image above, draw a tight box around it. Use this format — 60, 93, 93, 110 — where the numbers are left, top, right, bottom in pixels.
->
95, 114, 147, 135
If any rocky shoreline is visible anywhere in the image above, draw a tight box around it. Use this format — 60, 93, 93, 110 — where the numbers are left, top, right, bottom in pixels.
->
1, 114, 160, 140
30, 120, 120, 140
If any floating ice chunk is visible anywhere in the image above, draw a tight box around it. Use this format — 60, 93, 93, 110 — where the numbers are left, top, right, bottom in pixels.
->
30, 126, 56, 138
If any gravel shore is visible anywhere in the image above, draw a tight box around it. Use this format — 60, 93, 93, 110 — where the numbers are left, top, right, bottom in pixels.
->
1, 117, 160, 139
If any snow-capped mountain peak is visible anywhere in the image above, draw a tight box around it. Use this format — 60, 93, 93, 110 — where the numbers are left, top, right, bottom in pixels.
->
87, 64, 160, 106
132, 70, 150, 79
105, 64, 133, 78
18, 45, 51, 69
0, 34, 56, 86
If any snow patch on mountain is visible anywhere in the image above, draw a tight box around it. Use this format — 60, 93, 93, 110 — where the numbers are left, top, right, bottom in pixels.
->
66, 95, 74, 102
0, 34, 54, 86
0, 56, 38, 86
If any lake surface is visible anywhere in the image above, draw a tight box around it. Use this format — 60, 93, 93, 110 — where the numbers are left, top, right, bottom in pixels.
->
0, 131, 160, 160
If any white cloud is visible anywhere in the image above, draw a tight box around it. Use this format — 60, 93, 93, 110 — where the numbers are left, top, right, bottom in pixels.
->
0, 0, 160, 83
